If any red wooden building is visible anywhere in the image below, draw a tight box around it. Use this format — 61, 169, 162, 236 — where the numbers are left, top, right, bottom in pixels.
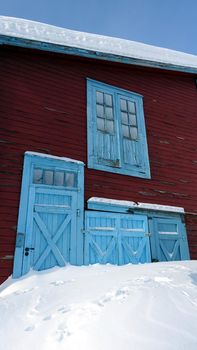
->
0, 17, 197, 284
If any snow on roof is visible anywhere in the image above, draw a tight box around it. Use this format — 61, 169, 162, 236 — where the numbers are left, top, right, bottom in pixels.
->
0, 16, 197, 72
25, 151, 84, 165
88, 197, 185, 213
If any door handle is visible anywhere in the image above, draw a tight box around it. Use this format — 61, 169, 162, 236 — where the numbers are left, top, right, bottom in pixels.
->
24, 247, 35, 256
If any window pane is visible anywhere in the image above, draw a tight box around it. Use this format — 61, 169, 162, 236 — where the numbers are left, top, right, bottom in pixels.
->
121, 112, 128, 124
120, 99, 127, 112
122, 125, 130, 138
105, 93, 113, 106
33, 169, 43, 184
54, 171, 64, 186
43, 170, 54, 185
66, 173, 75, 187
130, 127, 138, 140
105, 107, 113, 120
96, 91, 104, 104
97, 117, 105, 131
129, 114, 137, 126
96, 104, 104, 118
128, 101, 136, 114
106, 120, 114, 134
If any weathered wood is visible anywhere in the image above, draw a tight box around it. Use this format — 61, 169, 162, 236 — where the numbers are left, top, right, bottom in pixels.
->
0, 45, 197, 282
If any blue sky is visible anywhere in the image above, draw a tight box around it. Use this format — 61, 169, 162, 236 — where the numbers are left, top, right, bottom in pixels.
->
1, 0, 197, 55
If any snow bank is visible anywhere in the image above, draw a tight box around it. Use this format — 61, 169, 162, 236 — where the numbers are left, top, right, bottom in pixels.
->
0, 261, 197, 350
0, 16, 197, 70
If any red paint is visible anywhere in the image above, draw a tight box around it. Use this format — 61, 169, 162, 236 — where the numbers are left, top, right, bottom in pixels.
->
1, 46, 197, 283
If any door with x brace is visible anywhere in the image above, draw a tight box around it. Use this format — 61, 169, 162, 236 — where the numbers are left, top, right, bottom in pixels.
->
13, 152, 84, 278
84, 211, 151, 265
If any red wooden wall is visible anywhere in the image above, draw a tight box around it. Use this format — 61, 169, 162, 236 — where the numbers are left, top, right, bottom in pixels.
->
0, 46, 197, 283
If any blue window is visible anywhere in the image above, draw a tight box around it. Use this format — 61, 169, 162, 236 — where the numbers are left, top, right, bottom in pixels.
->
87, 79, 151, 178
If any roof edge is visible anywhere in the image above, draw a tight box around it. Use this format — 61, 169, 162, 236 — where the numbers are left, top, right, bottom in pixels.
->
1, 34, 197, 75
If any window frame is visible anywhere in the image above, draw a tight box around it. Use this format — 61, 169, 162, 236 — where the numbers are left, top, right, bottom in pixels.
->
87, 78, 151, 179
32, 167, 77, 188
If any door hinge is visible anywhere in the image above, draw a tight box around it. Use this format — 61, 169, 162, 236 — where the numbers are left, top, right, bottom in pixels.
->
77, 209, 80, 216
81, 229, 89, 234
15, 233, 25, 248
145, 232, 151, 237
127, 208, 134, 214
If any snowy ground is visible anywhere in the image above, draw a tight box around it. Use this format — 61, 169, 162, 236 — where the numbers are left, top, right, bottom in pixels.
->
0, 261, 197, 350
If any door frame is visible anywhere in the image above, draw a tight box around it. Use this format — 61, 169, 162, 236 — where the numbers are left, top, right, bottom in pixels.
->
13, 152, 84, 278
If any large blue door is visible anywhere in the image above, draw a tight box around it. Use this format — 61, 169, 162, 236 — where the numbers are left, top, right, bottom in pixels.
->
13, 152, 84, 278
84, 211, 151, 265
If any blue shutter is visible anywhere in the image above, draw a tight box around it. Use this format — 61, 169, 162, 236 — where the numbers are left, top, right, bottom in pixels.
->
117, 93, 150, 177
84, 211, 151, 265
153, 217, 190, 261
87, 81, 121, 169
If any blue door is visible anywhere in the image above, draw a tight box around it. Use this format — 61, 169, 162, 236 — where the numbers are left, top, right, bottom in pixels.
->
84, 211, 151, 265
13, 152, 84, 278
153, 217, 190, 261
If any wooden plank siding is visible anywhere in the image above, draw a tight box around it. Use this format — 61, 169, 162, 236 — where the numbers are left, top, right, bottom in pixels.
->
0, 46, 197, 283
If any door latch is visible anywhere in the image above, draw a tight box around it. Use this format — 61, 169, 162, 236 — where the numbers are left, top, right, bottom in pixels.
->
24, 247, 35, 256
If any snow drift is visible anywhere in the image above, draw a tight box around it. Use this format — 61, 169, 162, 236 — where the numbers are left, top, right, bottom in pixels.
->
0, 261, 197, 350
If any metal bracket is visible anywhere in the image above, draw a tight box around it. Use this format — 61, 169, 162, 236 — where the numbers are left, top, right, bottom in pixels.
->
145, 232, 151, 237
81, 229, 89, 234
15, 233, 25, 248
127, 208, 134, 214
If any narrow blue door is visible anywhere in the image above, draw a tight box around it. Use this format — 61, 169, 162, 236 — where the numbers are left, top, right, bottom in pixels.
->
153, 217, 190, 261
13, 152, 84, 278
84, 211, 151, 265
